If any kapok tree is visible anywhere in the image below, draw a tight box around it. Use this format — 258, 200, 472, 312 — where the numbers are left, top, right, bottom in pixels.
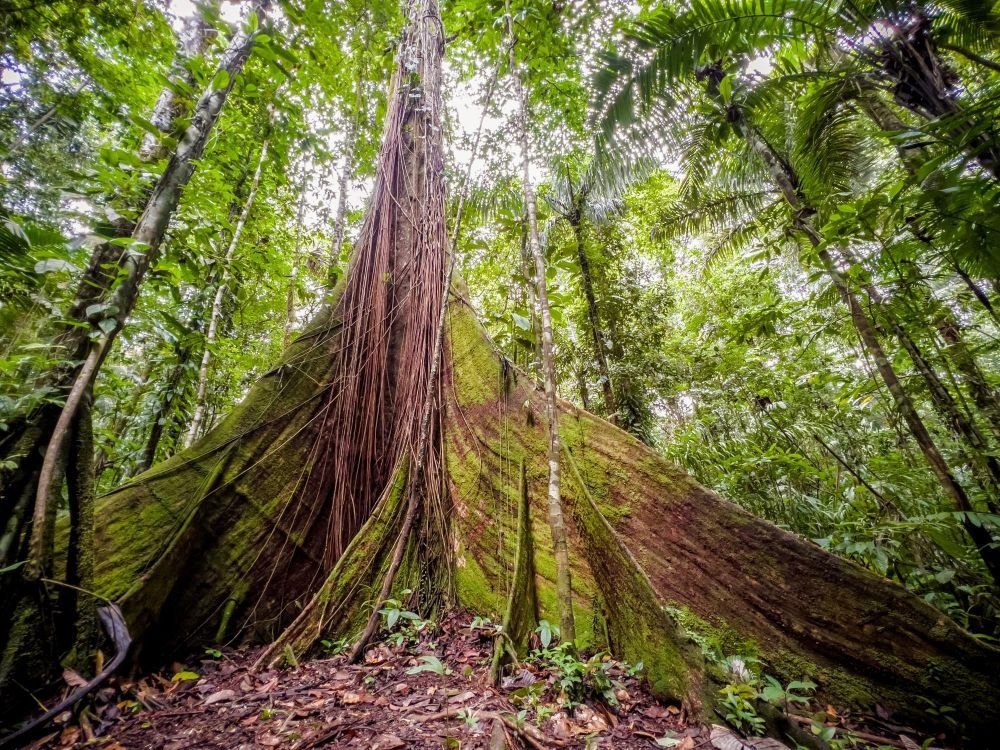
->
2, 0, 999, 743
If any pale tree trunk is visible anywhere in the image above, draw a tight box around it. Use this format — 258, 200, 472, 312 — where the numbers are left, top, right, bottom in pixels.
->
187, 140, 268, 448
140, 1, 219, 162
507, 6, 575, 643
734, 114, 1000, 585
24, 0, 267, 581
284, 166, 308, 348
328, 54, 364, 281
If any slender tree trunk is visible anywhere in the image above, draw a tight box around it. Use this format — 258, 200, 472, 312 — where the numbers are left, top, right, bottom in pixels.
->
139, 2, 219, 162
935, 312, 1000, 440
188, 139, 268, 448
953, 264, 1000, 327
858, 92, 1000, 460
507, 5, 575, 643
328, 53, 364, 281
139, 351, 190, 472
569, 209, 615, 420
577, 365, 591, 412
13, 0, 266, 599
840, 250, 1000, 510
284, 166, 308, 348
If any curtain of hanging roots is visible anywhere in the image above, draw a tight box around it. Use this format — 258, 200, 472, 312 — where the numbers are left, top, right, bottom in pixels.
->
290, 0, 448, 580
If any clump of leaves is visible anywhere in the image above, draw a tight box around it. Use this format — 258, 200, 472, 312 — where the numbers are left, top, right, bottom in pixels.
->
530, 642, 622, 709
456, 707, 479, 730
379, 593, 427, 647
319, 637, 351, 656
406, 654, 450, 675
719, 682, 765, 735
760, 675, 815, 712
469, 615, 502, 635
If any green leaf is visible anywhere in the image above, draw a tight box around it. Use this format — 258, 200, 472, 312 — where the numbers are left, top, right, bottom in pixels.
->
718, 74, 732, 102
379, 607, 400, 630
406, 655, 446, 675
172, 671, 200, 682
212, 69, 231, 91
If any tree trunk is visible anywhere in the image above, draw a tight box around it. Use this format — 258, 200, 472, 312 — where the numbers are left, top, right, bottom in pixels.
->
139, 2, 219, 162
569, 210, 615, 420
328, 52, 364, 281
10, 294, 995, 737
876, 22, 1000, 181
283, 165, 307, 349
859, 90, 1000, 325
139, 354, 189, 472
0, 1, 267, 696
856, 92, 1000, 494
507, 7, 576, 645
188, 139, 268, 448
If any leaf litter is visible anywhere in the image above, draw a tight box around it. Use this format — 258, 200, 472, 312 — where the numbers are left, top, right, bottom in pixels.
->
12, 610, 949, 750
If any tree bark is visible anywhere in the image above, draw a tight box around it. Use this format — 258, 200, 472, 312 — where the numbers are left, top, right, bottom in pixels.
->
507, 5, 575, 645
139, 1, 219, 162
569, 206, 615, 420
283, 164, 307, 349
28, 297, 999, 738
0, 3, 268, 697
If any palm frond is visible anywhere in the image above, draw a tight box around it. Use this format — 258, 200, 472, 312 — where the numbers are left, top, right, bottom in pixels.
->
595, 0, 851, 144
653, 188, 778, 241
792, 72, 877, 197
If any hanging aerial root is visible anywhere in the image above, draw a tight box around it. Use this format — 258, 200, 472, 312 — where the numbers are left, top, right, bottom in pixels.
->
257, 458, 410, 669
294, 0, 448, 570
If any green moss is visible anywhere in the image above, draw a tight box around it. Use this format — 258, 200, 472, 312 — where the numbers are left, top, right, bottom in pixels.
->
597, 502, 632, 525
664, 603, 760, 665
562, 447, 706, 707
454, 542, 504, 617
448, 304, 504, 408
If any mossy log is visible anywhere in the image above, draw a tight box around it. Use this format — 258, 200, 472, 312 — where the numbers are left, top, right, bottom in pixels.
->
6, 288, 998, 738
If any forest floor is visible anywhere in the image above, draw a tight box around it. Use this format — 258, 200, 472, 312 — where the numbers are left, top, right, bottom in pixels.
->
14, 610, 943, 750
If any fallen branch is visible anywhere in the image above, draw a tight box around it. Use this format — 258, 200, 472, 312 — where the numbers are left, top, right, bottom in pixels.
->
0, 604, 131, 749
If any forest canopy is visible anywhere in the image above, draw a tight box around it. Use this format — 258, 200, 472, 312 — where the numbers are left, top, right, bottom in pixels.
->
1, 0, 1000, 746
